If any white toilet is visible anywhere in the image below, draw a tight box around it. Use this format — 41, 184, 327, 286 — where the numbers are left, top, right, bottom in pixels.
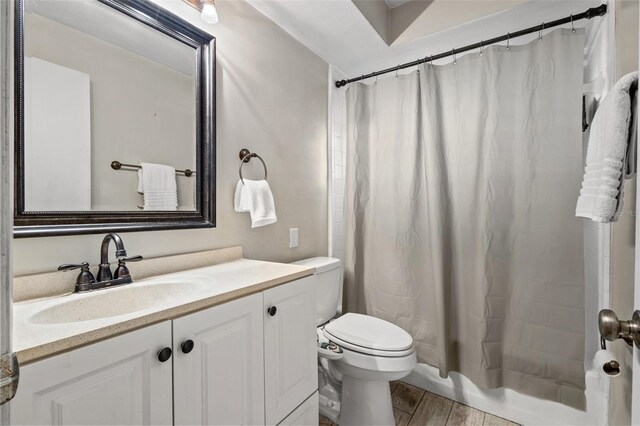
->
293, 257, 417, 426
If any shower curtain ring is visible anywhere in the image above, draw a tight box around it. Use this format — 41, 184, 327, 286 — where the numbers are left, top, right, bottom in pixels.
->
570, 14, 576, 32
374, 74, 378, 85
480, 41, 484, 56
395, 65, 400, 78
506, 33, 510, 50
429, 56, 433, 68
539, 22, 545, 41
452, 48, 457, 65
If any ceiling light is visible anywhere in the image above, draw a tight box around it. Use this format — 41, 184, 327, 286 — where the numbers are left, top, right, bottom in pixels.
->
201, 0, 218, 24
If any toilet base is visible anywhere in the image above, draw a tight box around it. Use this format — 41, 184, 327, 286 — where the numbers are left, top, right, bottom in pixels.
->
318, 363, 341, 422
339, 377, 395, 426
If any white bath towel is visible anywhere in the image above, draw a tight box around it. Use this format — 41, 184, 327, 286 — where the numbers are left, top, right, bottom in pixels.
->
576, 72, 638, 222
234, 179, 277, 228
137, 163, 178, 211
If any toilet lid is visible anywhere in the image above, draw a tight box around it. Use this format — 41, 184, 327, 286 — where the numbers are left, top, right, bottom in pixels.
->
323, 313, 414, 356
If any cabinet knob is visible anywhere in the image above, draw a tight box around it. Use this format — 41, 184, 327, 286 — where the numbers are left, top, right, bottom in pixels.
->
157, 347, 172, 362
181, 339, 195, 354
267, 306, 277, 316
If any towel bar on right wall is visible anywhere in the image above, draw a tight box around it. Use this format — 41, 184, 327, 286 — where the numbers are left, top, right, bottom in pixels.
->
238, 149, 268, 184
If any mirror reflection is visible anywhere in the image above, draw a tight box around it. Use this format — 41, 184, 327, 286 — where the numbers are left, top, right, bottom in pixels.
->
24, 0, 197, 212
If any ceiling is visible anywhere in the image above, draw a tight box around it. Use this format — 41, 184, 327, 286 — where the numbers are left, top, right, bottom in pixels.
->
389, 0, 528, 45
352, 0, 529, 46
384, 0, 411, 8
246, 0, 601, 78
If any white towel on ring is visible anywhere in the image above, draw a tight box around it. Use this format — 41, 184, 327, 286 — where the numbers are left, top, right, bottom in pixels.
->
234, 179, 277, 228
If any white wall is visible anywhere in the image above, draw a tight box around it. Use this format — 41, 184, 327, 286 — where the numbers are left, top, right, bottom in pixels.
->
13, 0, 329, 275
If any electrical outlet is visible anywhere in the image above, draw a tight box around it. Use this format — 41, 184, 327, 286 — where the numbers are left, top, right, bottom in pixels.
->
289, 228, 299, 248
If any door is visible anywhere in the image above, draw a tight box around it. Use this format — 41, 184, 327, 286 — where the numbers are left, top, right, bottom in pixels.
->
633, 251, 640, 423
9, 321, 173, 425
598, 3, 640, 425
0, 0, 17, 419
633, 4, 640, 420
263, 276, 317, 425
173, 293, 265, 426
630, 4, 640, 424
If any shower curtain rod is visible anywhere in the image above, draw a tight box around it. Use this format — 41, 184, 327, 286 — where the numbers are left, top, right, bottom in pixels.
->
335, 3, 607, 88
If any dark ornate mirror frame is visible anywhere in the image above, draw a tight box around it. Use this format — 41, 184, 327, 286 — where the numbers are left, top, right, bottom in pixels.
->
14, 0, 216, 237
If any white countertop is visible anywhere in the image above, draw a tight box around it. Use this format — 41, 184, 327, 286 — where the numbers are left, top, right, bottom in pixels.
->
14, 259, 314, 365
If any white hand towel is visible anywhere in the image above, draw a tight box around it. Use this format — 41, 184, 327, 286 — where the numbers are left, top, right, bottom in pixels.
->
137, 163, 178, 211
234, 179, 277, 228
576, 71, 638, 222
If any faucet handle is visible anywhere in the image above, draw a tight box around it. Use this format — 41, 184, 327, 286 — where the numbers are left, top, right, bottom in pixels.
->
58, 262, 96, 292
119, 255, 143, 263
114, 255, 143, 280
58, 262, 90, 272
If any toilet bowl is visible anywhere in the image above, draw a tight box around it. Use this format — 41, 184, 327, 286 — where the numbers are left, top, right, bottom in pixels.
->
323, 313, 417, 425
292, 257, 417, 426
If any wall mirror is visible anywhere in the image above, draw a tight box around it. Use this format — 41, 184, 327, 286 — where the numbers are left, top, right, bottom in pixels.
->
14, 0, 215, 237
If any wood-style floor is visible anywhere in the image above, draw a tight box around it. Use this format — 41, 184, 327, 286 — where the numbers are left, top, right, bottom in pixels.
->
319, 381, 520, 426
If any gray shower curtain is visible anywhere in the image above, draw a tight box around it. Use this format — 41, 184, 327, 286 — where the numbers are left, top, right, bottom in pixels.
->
344, 29, 586, 408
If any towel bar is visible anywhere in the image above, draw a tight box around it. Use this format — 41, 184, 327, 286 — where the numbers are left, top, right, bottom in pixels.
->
238, 149, 267, 184
111, 161, 195, 177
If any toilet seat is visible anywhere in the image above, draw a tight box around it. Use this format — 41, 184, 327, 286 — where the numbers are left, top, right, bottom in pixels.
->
334, 345, 417, 377
323, 313, 414, 357
323, 333, 415, 357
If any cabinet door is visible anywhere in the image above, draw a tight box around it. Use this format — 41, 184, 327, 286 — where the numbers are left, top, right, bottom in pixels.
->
173, 293, 265, 425
10, 321, 173, 425
277, 391, 319, 426
264, 276, 318, 425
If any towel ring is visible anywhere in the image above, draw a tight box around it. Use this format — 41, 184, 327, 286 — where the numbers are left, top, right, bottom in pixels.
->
239, 149, 268, 184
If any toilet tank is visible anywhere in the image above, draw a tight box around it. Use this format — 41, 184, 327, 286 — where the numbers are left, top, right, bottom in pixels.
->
292, 257, 342, 326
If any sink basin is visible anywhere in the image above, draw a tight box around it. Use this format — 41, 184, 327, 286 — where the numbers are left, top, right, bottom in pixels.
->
29, 280, 210, 324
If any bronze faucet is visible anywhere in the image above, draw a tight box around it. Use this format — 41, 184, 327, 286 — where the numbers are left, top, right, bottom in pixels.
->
59, 233, 142, 292
97, 233, 128, 282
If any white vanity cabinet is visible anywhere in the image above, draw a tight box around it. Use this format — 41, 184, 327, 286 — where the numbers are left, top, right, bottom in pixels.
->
10, 321, 174, 425
173, 276, 317, 426
173, 292, 266, 425
264, 277, 318, 425
11, 277, 318, 426
278, 392, 319, 426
